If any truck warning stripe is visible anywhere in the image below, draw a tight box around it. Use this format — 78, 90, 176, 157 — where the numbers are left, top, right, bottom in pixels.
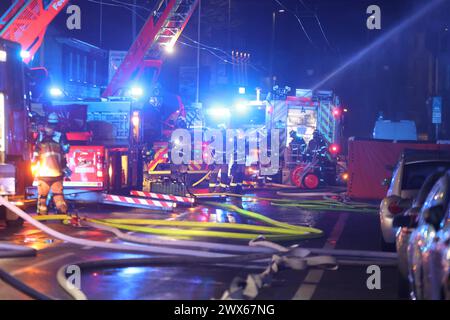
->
148, 147, 169, 172
130, 190, 195, 204
103, 194, 175, 210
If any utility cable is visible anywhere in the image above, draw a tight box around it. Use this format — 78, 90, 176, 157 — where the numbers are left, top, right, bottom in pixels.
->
274, 0, 315, 46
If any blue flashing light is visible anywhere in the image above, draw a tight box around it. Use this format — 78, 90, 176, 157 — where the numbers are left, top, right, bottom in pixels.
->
20, 50, 30, 60
207, 106, 230, 118
130, 86, 144, 98
234, 100, 248, 113
49, 87, 63, 97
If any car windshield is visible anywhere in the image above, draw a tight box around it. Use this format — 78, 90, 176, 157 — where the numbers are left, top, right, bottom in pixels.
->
402, 161, 450, 190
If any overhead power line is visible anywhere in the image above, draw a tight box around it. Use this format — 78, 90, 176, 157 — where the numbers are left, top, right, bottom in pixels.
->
298, 0, 333, 50
87, 0, 147, 20
274, 0, 315, 46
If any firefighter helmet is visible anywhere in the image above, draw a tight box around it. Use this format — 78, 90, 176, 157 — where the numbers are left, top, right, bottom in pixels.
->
289, 130, 298, 139
313, 130, 321, 139
47, 112, 59, 124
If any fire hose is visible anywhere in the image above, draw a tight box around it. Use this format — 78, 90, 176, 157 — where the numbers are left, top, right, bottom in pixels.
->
270, 201, 378, 213
34, 201, 324, 241
0, 198, 397, 300
0, 197, 331, 300
56, 245, 337, 300
0, 197, 279, 257
195, 193, 379, 213
0, 243, 53, 300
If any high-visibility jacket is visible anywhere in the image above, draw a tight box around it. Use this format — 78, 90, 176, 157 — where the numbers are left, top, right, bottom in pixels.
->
33, 130, 70, 178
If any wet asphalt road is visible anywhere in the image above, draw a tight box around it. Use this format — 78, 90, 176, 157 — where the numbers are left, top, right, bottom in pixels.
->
0, 190, 400, 300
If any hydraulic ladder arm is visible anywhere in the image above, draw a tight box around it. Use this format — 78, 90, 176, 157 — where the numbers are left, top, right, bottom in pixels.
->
102, 0, 199, 98
0, 0, 69, 64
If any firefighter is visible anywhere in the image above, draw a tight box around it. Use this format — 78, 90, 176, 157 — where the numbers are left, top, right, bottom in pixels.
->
289, 130, 307, 162
229, 137, 246, 195
306, 130, 330, 163
207, 133, 229, 193
32, 112, 71, 216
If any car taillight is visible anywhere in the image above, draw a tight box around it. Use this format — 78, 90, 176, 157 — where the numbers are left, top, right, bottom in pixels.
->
388, 202, 404, 215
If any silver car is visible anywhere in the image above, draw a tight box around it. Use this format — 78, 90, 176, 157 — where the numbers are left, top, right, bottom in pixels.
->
379, 150, 450, 251
407, 170, 450, 300
393, 170, 447, 298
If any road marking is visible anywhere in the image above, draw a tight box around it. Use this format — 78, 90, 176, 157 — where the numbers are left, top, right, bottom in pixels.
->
292, 212, 349, 300
11, 252, 74, 276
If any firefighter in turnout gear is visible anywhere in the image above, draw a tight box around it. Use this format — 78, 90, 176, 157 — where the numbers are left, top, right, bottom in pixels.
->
306, 130, 331, 163
289, 130, 307, 162
229, 136, 246, 195
206, 131, 229, 193
32, 113, 71, 215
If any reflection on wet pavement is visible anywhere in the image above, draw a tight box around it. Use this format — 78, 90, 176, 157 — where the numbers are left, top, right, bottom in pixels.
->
0, 190, 393, 300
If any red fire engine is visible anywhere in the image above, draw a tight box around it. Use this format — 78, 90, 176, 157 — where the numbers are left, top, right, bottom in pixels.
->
268, 89, 346, 188
0, 0, 200, 215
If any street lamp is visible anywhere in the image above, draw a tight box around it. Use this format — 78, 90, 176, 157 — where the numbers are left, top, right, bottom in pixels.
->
270, 9, 285, 88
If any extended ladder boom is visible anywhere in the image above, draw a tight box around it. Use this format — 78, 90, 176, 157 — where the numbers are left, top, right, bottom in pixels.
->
103, 0, 199, 98
0, 0, 69, 64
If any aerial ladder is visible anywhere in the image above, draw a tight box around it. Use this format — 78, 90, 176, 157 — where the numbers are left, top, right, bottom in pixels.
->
103, 0, 199, 98
100, 0, 201, 207
0, 0, 199, 92
0, 0, 69, 64
0, 0, 201, 210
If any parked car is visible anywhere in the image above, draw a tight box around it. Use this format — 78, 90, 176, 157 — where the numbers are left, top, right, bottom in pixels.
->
406, 170, 450, 299
393, 170, 447, 298
379, 150, 450, 251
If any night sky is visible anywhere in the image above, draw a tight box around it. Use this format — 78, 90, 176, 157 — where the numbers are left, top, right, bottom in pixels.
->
1, 0, 449, 138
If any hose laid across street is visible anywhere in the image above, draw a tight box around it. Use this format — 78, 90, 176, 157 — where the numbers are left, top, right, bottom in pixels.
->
271, 202, 378, 213
35, 201, 324, 241
0, 243, 53, 300
56, 253, 276, 300
0, 198, 397, 300
196, 192, 378, 212
0, 197, 261, 257
56, 245, 338, 300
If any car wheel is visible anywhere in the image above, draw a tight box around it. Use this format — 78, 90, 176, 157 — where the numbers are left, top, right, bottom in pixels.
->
380, 235, 396, 252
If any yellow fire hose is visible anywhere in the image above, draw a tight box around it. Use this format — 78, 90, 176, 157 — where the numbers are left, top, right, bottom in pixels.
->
194, 192, 378, 213
270, 202, 378, 213
34, 202, 323, 241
